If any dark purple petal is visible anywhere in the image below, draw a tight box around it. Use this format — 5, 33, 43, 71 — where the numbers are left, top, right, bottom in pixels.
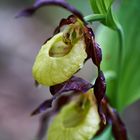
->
36, 110, 53, 140
31, 91, 74, 116
54, 15, 77, 34
98, 97, 109, 126
16, 7, 35, 18
92, 43, 102, 67
50, 76, 93, 96
85, 27, 102, 67
54, 94, 72, 112
16, 0, 83, 21
100, 97, 128, 140
112, 110, 127, 140
94, 71, 106, 103
98, 104, 106, 125
107, 106, 128, 140
92, 97, 108, 137
35, 93, 73, 140
31, 98, 54, 116
93, 71, 106, 124
31, 76, 92, 116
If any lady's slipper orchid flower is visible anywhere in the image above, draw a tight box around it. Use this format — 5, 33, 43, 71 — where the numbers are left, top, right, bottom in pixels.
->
32, 19, 87, 86
47, 89, 100, 140
17, 0, 102, 86
18, 0, 128, 140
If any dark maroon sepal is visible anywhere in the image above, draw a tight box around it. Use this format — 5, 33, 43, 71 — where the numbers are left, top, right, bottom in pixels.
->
91, 42, 102, 68
109, 108, 128, 140
31, 76, 92, 116
35, 93, 73, 140
54, 15, 77, 34
31, 98, 54, 116
100, 97, 128, 140
85, 27, 102, 67
94, 71, 106, 104
50, 76, 93, 96
16, 0, 83, 21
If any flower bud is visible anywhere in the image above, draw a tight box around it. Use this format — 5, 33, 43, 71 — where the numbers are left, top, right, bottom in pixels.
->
47, 89, 100, 140
32, 21, 87, 86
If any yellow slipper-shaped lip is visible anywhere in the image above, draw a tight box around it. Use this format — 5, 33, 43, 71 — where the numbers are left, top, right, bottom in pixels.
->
32, 32, 87, 86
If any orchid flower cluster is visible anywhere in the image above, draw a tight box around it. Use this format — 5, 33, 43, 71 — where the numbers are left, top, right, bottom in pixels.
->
18, 0, 127, 140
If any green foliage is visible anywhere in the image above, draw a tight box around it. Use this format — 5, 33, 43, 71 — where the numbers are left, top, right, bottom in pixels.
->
96, 0, 140, 111
89, 0, 118, 30
90, 0, 113, 14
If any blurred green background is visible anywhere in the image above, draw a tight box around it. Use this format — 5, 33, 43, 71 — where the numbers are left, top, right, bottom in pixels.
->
0, 0, 140, 140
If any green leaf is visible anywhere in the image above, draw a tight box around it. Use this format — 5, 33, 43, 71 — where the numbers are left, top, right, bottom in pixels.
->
89, 0, 118, 30
90, 0, 113, 14
96, 0, 140, 111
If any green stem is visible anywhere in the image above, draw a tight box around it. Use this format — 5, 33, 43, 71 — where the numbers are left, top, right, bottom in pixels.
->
116, 23, 125, 110
84, 14, 105, 23
116, 23, 124, 71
